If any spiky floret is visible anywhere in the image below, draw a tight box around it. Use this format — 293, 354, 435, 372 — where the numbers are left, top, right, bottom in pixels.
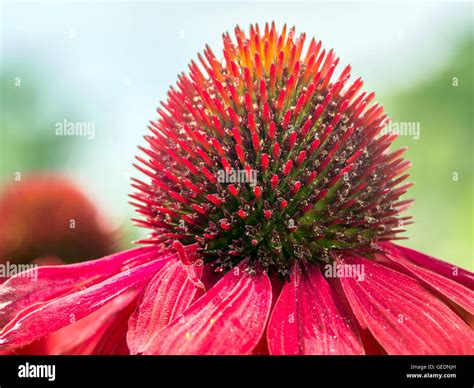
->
131, 23, 413, 276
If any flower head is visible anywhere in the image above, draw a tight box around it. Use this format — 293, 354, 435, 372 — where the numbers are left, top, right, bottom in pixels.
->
131, 23, 412, 276
0, 24, 472, 355
0, 174, 116, 264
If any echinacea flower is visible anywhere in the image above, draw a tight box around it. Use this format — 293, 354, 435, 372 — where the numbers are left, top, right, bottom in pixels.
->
0, 23, 472, 355
0, 174, 116, 264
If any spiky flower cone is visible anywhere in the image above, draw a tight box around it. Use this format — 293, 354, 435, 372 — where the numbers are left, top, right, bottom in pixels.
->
132, 23, 412, 275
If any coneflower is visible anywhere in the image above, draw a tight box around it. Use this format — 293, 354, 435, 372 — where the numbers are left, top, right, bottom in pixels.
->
0, 23, 472, 355
0, 174, 116, 264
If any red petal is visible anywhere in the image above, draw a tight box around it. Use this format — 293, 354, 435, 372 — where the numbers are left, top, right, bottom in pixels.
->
127, 258, 203, 354
267, 262, 364, 355
45, 291, 138, 355
339, 255, 474, 354
382, 243, 474, 289
4, 294, 136, 355
0, 246, 157, 326
384, 250, 474, 316
144, 263, 272, 355
91, 297, 138, 355
0, 254, 169, 348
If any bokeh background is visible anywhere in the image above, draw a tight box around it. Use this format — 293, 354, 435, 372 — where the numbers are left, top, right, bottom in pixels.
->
1, 1, 472, 269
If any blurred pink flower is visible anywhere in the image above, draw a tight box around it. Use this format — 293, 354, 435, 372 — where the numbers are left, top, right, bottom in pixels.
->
0, 174, 116, 264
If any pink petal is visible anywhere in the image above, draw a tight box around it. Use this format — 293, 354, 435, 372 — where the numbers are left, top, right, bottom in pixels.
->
144, 263, 272, 355
267, 262, 364, 355
339, 255, 474, 355
381, 242, 474, 289
10, 292, 138, 355
127, 258, 203, 354
384, 250, 474, 316
91, 297, 138, 355
0, 254, 169, 348
45, 291, 138, 355
0, 246, 157, 326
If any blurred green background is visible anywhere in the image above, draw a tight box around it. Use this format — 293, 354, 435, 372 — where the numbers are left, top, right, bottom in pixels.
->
0, 1, 472, 270
381, 37, 473, 270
